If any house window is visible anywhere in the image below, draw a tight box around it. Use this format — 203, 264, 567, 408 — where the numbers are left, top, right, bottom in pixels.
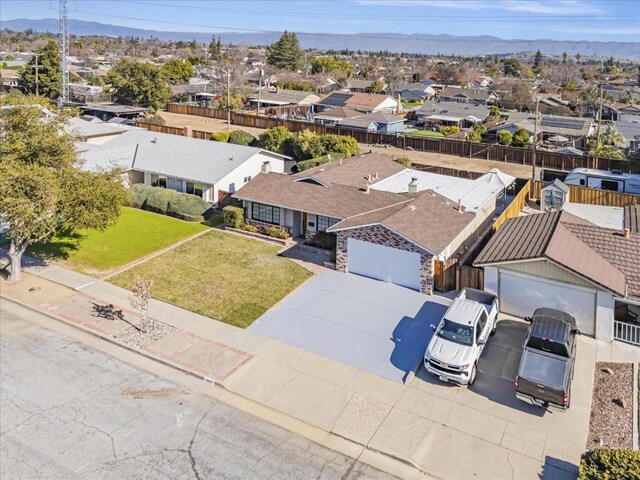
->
317, 215, 339, 232
251, 202, 280, 224
151, 174, 167, 188
243, 176, 252, 183
186, 182, 204, 197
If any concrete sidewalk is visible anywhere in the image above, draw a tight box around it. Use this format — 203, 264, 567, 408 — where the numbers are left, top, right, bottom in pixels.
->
1, 258, 603, 480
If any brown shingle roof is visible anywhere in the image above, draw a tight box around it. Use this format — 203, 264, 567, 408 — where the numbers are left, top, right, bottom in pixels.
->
474, 211, 640, 299
292, 153, 406, 188
329, 190, 475, 255
233, 171, 408, 219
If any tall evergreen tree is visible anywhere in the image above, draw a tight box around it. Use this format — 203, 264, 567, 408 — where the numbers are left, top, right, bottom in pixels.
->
532, 50, 543, 74
266, 31, 304, 71
19, 40, 60, 98
208, 35, 222, 61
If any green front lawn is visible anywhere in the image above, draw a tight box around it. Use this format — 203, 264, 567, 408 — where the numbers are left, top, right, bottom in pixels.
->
407, 130, 445, 139
25, 207, 208, 274
402, 100, 423, 109
109, 231, 312, 328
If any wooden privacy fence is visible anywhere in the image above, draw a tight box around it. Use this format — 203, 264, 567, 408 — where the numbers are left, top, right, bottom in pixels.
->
165, 102, 640, 174
492, 180, 532, 231
533, 181, 640, 208
458, 265, 485, 291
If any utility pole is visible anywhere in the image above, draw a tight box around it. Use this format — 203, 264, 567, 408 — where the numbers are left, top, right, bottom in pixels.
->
531, 95, 540, 191
32, 53, 41, 96
595, 84, 604, 149
58, 0, 70, 108
223, 68, 231, 132
256, 68, 264, 116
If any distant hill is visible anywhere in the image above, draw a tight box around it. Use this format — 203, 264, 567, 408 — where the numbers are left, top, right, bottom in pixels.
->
3, 18, 639, 59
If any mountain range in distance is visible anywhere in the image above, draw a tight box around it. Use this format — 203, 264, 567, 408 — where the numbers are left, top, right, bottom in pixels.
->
3, 18, 640, 59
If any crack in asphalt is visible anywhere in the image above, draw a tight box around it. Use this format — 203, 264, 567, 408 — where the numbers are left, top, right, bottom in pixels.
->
186, 403, 214, 480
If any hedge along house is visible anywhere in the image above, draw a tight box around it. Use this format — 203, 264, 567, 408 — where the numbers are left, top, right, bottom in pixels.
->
233, 153, 512, 293
78, 126, 289, 205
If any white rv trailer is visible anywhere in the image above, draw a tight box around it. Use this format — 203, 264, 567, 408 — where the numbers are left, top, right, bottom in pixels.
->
563, 168, 640, 194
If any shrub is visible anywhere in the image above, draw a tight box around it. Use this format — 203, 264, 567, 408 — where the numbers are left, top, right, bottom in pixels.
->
440, 126, 460, 137
320, 134, 359, 157
579, 449, 640, 480
289, 130, 326, 160
210, 131, 230, 143
259, 126, 292, 154
228, 130, 255, 146
146, 188, 177, 214
489, 105, 501, 118
222, 205, 245, 228
168, 192, 210, 221
130, 183, 155, 208
267, 226, 289, 239
512, 127, 531, 147
497, 129, 513, 146
308, 232, 336, 251
243, 223, 258, 233
467, 124, 486, 143
394, 157, 412, 167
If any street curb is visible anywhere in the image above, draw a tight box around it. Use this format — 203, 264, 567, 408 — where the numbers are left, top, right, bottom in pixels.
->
2, 294, 430, 479
633, 361, 638, 451
1, 295, 227, 390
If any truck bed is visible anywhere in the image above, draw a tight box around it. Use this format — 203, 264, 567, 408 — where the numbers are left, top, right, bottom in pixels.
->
517, 348, 569, 407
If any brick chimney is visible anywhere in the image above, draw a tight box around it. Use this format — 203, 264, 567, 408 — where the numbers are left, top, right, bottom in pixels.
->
261, 161, 272, 174
183, 126, 193, 138
408, 176, 418, 194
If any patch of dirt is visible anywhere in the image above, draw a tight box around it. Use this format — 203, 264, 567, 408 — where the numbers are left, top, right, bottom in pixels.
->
122, 387, 188, 399
113, 317, 176, 350
587, 362, 634, 449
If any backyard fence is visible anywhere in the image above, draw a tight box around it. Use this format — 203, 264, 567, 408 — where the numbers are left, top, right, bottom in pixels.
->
492, 180, 532, 231
164, 102, 640, 174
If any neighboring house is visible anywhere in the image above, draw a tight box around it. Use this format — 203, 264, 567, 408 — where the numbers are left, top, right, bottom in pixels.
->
392, 82, 436, 101
67, 115, 131, 145
346, 78, 385, 93
0, 69, 20, 93
234, 153, 510, 293
473, 76, 493, 88
437, 86, 498, 105
601, 102, 640, 122
313, 107, 361, 125
316, 92, 399, 114
494, 113, 594, 149
614, 120, 640, 154
313, 76, 341, 95
415, 101, 490, 129
69, 83, 109, 103
78, 125, 289, 205
246, 88, 321, 107
474, 210, 640, 342
338, 111, 406, 134
78, 105, 148, 122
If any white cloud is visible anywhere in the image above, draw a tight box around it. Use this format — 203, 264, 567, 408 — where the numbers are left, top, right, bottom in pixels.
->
355, 0, 604, 14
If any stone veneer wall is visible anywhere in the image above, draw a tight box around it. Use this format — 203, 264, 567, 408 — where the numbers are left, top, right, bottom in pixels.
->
335, 224, 435, 295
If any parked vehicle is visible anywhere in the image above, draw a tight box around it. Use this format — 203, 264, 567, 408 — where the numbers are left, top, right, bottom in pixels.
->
515, 308, 578, 410
424, 288, 499, 385
564, 168, 640, 194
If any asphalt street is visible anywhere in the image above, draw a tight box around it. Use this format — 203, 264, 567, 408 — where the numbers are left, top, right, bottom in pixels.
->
0, 304, 394, 480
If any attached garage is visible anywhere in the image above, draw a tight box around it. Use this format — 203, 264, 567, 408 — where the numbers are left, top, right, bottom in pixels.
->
347, 238, 421, 290
498, 270, 596, 336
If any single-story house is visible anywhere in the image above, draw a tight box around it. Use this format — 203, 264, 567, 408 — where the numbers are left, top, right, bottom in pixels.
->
392, 82, 436, 101
313, 107, 361, 125
0, 69, 20, 93
234, 153, 511, 293
338, 111, 406, 134
601, 102, 640, 122
246, 88, 321, 107
494, 113, 594, 149
78, 126, 289, 205
474, 210, 640, 342
316, 92, 399, 114
437, 86, 498, 105
346, 78, 385, 93
415, 101, 490, 129
614, 120, 640, 154
67, 116, 132, 144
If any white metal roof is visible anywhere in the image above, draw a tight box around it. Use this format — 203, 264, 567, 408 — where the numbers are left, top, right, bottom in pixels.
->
371, 169, 507, 213
562, 204, 624, 230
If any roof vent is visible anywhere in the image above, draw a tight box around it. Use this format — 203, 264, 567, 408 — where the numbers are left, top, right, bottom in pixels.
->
624, 228, 630, 239
408, 176, 419, 194
151, 137, 157, 143
363, 182, 370, 194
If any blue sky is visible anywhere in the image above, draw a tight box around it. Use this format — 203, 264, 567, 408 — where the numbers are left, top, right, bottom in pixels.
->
2, 0, 639, 41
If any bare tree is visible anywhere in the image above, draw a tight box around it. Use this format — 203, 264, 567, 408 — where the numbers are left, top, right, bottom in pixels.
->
129, 275, 153, 332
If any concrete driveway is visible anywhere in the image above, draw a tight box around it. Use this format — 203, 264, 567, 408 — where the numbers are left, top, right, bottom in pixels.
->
249, 270, 450, 383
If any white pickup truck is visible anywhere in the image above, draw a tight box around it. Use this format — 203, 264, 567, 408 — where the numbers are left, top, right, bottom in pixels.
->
424, 288, 499, 385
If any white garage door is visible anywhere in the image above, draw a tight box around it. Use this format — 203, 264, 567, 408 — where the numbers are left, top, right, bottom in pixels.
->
499, 270, 595, 335
347, 238, 421, 290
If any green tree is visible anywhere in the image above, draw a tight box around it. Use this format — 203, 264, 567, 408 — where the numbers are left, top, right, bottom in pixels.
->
0, 93, 127, 282
259, 126, 293, 153
18, 40, 60, 98
208, 35, 222, 62
497, 130, 513, 146
228, 130, 255, 146
320, 135, 359, 157
216, 94, 244, 111
590, 144, 627, 160
562, 52, 568, 64
87, 75, 104, 87
467, 124, 486, 143
489, 105, 501, 118
503, 57, 522, 77
370, 80, 385, 94
310, 57, 353, 78
600, 124, 626, 147
107, 59, 171, 110
161, 59, 194, 84
512, 127, 531, 147
266, 31, 304, 71
532, 50, 543, 74
286, 130, 326, 160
